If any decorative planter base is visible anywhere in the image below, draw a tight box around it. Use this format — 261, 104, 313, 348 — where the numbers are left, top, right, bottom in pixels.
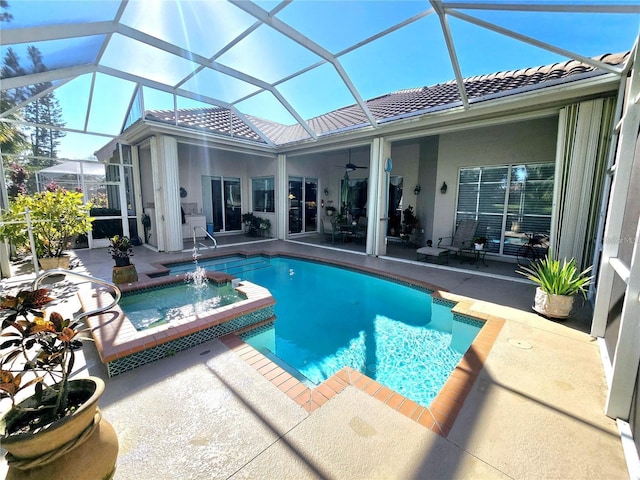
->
112, 264, 138, 284
6, 414, 118, 480
39, 256, 70, 271
2, 377, 119, 480
532, 287, 575, 319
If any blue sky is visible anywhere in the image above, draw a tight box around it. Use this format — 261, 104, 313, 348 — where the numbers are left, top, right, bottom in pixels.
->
2, 1, 639, 159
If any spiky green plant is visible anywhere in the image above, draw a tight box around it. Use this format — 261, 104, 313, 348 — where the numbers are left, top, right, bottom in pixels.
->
517, 255, 593, 298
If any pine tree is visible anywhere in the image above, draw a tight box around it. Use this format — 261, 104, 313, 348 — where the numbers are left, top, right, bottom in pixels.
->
24, 46, 66, 164
2, 2, 67, 190
0, 0, 13, 22
0, 3, 29, 156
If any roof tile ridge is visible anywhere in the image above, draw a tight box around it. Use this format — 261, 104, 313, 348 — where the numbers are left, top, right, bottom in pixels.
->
462, 51, 627, 84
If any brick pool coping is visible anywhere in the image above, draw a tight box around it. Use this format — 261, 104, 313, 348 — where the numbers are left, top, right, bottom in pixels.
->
79, 271, 275, 367
221, 293, 504, 437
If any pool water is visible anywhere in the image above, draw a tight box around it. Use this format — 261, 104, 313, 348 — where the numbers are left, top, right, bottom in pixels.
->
118, 282, 243, 331
169, 256, 481, 407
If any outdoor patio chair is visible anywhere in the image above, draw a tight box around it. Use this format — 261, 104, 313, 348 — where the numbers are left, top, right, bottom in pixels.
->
437, 220, 479, 258
354, 216, 367, 242
416, 240, 449, 264
322, 218, 341, 244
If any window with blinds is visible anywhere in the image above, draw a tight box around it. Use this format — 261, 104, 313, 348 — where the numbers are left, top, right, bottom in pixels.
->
456, 163, 554, 256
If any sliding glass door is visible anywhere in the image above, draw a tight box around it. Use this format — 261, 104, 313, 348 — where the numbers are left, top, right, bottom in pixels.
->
288, 176, 318, 234
210, 176, 241, 232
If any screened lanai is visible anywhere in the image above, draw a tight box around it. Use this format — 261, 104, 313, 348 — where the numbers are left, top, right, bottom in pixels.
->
1, 1, 638, 154
2, 1, 640, 475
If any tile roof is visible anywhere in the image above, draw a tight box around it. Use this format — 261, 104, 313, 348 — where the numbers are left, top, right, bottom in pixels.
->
145, 108, 265, 143
144, 52, 627, 147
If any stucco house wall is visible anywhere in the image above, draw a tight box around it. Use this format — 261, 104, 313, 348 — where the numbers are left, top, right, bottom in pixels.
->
432, 116, 559, 243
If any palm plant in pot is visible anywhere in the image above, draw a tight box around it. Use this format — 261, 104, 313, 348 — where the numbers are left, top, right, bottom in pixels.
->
0, 288, 118, 478
517, 255, 593, 319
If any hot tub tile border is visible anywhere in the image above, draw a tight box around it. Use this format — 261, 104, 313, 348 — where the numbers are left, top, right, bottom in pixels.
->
103, 306, 276, 376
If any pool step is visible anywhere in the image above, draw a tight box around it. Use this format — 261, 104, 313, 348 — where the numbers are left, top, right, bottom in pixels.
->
223, 262, 273, 277
171, 256, 271, 276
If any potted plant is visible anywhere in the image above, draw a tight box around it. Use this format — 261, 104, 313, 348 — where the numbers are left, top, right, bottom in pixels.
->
241, 213, 271, 237
108, 235, 138, 283
108, 235, 133, 267
0, 189, 93, 270
241, 212, 259, 237
259, 218, 271, 238
517, 255, 593, 319
402, 205, 417, 234
473, 237, 488, 250
0, 288, 118, 478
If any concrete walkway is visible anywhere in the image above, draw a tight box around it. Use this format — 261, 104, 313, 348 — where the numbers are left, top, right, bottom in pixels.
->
0, 240, 626, 479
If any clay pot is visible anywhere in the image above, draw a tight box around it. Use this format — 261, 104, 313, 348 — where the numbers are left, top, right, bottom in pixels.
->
114, 256, 130, 267
1, 377, 118, 480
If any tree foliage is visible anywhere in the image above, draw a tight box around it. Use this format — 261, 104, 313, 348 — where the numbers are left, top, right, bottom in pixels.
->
1, 1, 66, 189
0, 189, 93, 258
7, 162, 28, 197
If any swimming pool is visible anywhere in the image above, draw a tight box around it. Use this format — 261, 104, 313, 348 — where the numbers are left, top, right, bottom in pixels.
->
169, 255, 481, 407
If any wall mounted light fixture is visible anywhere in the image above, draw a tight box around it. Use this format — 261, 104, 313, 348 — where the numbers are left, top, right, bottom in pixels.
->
324, 187, 329, 196
414, 185, 421, 195
440, 182, 448, 194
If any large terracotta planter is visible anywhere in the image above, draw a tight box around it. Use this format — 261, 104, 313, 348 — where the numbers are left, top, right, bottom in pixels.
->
112, 264, 138, 284
1, 377, 118, 480
532, 287, 575, 319
38, 255, 70, 271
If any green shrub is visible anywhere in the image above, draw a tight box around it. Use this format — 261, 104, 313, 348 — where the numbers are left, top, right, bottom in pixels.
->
0, 190, 93, 258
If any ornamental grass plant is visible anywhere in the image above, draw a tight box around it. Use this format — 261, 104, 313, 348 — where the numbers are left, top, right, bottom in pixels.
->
517, 255, 593, 298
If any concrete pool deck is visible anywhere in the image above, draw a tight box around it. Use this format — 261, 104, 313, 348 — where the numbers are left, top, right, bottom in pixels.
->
0, 240, 627, 479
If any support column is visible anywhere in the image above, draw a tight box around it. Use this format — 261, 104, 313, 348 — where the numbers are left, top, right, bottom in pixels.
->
0, 154, 11, 277
150, 135, 182, 252
131, 145, 144, 240
368, 137, 392, 256
606, 215, 640, 419
117, 143, 130, 238
592, 48, 640, 338
589, 46, 640, 420
276, 154, 287, 240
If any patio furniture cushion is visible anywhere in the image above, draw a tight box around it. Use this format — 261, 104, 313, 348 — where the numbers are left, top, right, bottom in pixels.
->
416, 246, 449, 264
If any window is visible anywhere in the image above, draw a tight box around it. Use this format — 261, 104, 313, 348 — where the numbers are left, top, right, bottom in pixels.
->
252, 177, 274, 213
457, 163, 554, 256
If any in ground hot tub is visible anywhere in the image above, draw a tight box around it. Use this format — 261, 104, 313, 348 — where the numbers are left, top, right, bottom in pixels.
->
79, 272, 274, 376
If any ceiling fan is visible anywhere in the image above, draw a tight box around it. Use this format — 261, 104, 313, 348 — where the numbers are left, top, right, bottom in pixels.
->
342, 162, 368, 172
337, 149, 368, 172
